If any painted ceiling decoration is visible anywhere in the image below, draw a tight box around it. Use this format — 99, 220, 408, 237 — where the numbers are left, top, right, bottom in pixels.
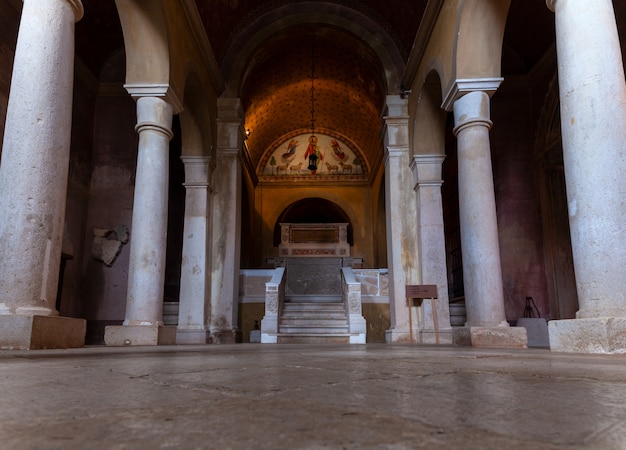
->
259, 132, 367, 180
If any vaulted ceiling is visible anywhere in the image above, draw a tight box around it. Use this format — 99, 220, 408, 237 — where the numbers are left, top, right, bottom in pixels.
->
72, 0, 580, 179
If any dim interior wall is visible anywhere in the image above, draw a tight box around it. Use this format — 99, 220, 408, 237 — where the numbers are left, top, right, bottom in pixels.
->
239, 302, 266, 343
60, 62, 98, 318
81, 93, 138, 323
363, 303, 390, 343
256, 184, 375, 267
0, 0, 19, 156
490, 86, 550, 321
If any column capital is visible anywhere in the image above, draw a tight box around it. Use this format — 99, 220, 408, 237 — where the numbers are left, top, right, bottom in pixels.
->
134, 96, 174, 140
452, 91, 493, 136
65, 0, 84, 21
385, 94, 408, 116
442, 78, 503, 111
383, 145, 409, 167
410, 154, 445, 189
124, 83, 184, 114
180, 155, 211, 187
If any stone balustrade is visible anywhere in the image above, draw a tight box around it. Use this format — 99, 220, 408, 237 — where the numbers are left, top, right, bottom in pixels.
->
260, 267, 286, 343
341, 267, 366, 343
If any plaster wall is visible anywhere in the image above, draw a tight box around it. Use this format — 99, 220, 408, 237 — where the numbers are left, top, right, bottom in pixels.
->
61, 65, 98, 318
81, 93, 137, 323
490, 87, 550, 321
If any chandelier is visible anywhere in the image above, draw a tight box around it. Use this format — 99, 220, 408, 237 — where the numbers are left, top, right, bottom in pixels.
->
305, 43, 320, 173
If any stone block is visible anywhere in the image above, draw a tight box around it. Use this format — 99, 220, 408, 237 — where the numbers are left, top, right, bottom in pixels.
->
0, 315, 86, 350
249, 329, 261, 343
176, 329, 209, 345
104, 325, 176, 346
549, 318, 626, 354
453, 326, 527, 349
516, 317, 549, 348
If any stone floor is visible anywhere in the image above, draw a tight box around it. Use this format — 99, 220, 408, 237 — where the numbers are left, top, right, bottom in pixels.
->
1, 344, 625, 449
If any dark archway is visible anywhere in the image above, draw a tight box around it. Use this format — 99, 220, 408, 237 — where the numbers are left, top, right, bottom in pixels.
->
273, 198, 353, 246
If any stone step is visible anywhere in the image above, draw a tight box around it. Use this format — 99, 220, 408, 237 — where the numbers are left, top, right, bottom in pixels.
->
280, 318, 349, 327
278, 321, 349, 334
282, 302, 345, 311
285, 295, 343, 303
281, 313, 348, 320
277, 334, 351, 344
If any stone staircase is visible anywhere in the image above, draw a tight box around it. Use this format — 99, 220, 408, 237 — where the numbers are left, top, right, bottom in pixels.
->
277, 296, 351, 343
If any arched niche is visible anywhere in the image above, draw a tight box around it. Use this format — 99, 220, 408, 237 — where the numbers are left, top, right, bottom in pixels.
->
273, 198, 353, 247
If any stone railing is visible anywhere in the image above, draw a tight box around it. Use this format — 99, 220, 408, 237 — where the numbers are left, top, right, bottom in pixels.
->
341, 267, 366, 343
260, 267, 286, 343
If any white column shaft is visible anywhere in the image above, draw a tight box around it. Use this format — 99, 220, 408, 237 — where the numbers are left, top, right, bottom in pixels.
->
177, 157, 211, 332
0, 0, 82, 315
453, 91, 507, 327
548, 0, 626, 318
124, 97, 173, 326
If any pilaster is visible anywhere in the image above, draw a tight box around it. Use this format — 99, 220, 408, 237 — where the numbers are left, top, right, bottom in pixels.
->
383, 95, 420, 343
176, 156, 212, 344
411, 154, 453, 345
209, 98, 245, 343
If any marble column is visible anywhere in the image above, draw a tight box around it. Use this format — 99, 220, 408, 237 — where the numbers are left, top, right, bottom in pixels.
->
176, 156, 212, 344
452, 91, 526, 348
384, 95, 420, 343
105, 96, 176, 346
209, 98, 243, 343
411, 154, 453, 344
546, 0, 626, 353
0, 0, 86, 349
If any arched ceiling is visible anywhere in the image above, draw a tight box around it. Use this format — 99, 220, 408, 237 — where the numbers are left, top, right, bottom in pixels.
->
72, 0, 599, 180
239, 25, 386, 174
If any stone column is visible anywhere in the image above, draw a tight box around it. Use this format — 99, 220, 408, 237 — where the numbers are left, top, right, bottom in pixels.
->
546, 0, 626, 353
384, 95, 420, 343
0, 0, 86, 349
452, 91, 526, 348
411, 154, 453, 344
105, 96, 176, 346
209, 98, 244, 343
176, 156, 212, 344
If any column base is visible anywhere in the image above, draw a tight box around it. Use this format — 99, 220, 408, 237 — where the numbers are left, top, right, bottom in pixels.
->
176, 328, 210, 345
419, 328, 454, 345
209, 329, 242, 344
0, 315, 86, 350
104, 325, 176, 346
453, 326, 527, 349
385, 328, 416, 344
549, 318, 626, 354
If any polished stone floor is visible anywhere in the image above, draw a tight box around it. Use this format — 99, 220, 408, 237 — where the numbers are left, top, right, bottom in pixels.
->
1, 344, 625, 449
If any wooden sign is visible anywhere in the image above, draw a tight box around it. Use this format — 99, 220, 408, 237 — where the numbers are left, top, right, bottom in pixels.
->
405, 284, 438, 299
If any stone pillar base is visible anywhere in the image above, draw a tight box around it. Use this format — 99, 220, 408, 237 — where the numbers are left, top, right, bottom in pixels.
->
210, 329, 242, 344
419, 329, 454, 345
176, 329, 210, 345
453, 326, 527, 348
385, 328, 416, 344
104, 325, 176, 346
549, 318, 626, 354
0, 315, 86, 350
